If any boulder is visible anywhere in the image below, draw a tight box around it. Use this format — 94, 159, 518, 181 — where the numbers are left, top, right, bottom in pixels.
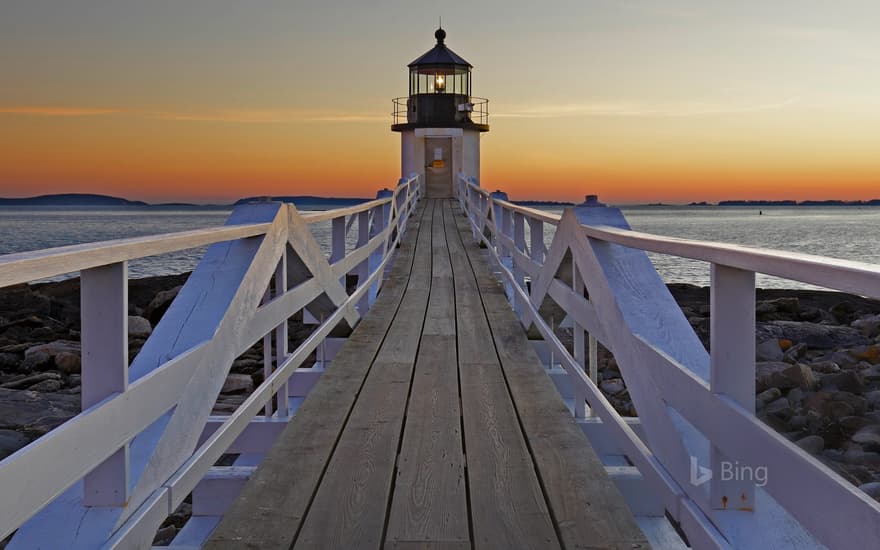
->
0, 372, 60, 390
820, 371, 865, 394
756, 321, 869, 350
20, 350, 52, 372
849, 345, 880, 365
600, 378, 626, 396
803, 391, 866, 418
852, 314, 880, 338
24, 340, 80, 360
830, 301, 858, 324
809, 360, 841, 374
127, 315, 153, 338
0, 429, 30, 460
756, 339, 783, 362
0, 352, 19, 370
782, 364, 816, 390
865, 390, 880, 409
221, 373, 254, 394
756, 362, 815, 392
143, 285, 183, 325
843, 448, 880, 466
852, 425, 880, 452
859, 482, 880, 502
0, 388, 79, 436
795, 435, 824, 454
756, 387, 782, 408
54, 351, 81, 374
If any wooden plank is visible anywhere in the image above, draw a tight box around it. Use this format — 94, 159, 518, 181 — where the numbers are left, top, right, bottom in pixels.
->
384, 336, 467, 546
451, 204, 651, 550
444, 201, 560, 550
293, 362, 414, 549
204, 202, 429, 550
291, 200, 435, 549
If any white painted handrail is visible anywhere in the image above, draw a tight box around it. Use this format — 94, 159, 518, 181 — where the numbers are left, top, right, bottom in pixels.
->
456, 173, 880, 550
0, 174, 423, 548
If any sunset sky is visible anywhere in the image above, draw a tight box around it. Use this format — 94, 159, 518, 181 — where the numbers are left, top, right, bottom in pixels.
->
2, 0, 879, 203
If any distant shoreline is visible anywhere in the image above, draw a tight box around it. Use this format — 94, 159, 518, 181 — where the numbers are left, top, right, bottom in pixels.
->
1, 193, 880, 209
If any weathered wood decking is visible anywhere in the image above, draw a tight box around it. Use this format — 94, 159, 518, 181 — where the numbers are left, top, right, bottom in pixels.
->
205, 199, 649, 550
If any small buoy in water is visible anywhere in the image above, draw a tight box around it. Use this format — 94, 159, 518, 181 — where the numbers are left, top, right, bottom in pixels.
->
759, 210, 763, 215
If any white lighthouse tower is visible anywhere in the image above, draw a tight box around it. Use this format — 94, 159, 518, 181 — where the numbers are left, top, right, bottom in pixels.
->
392, 27, 489, 198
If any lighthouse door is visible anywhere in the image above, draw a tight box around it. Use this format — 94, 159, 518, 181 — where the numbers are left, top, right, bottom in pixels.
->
424, 137, 453, 198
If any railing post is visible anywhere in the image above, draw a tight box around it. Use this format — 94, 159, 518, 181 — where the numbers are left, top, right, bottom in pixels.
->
81, 261, 129, 507
572, 260, 587, 419
274, 255, 289, 417
710, 263, 756, 510
331, 215, 346, 290
528, 218, 543, 266
512, 212, 527, 317
356, 209, 370, 314
369, 189, 392, 307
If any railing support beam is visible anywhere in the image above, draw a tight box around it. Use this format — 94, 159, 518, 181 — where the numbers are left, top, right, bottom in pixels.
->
710, 263, 756, 510
81, 261, 130, 507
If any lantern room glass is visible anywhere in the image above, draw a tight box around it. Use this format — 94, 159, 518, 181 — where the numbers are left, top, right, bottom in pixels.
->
409, 67, 470, 96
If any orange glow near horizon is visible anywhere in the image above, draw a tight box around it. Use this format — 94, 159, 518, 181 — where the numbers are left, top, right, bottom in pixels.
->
2, 2, 880, 205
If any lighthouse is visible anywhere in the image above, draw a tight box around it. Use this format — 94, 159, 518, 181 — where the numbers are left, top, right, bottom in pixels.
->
392, 28, 489, 198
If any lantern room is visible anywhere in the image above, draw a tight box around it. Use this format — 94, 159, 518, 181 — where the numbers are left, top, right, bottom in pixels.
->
392, 28, 488, 198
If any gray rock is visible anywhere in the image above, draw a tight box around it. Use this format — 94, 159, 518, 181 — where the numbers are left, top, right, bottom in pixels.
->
756, 387, 782, 408
0, 388, 79, 435
756, 321, 869, 350
756, 339, 784, 362
20, 350, 52, 372
24, 340, 80, 359
852, 425, 880, 452
848, 345, 880, 365
782, 364, 816, 390
787, 387, 805, 406
795, 435, 824, 454
221, 373, 254, 394
803, 391, 867, 418
783, 342, 808, 363
0, 352, 19, 370
820, 371, 865, 394
865, 390, 880, 409
789, 415, 809, 430
764, 397, 793, 420
859, 481, 880, 502
153, 525, 177, 546
127, 315, 153, 338
0, 371, 60, 390
0, 429, 29, 459
144, 285, 183, 325
600, 378, 626, 396
810, 360, 841, 374
843, 448, 880, 466
852, 314, 880, 338
830, 301, 857, 324
756, 362, 792, 392
28, 379, 62, 392
54, 351, 81, 374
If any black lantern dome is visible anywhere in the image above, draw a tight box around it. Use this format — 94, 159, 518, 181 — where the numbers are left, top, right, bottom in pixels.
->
392, 28, 489, 132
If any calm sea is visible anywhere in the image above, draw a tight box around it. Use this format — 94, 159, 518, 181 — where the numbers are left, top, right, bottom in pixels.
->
1, 205, 878, 290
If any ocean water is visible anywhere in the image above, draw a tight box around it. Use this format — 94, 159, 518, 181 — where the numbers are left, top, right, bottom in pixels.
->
1, 205, 878, 290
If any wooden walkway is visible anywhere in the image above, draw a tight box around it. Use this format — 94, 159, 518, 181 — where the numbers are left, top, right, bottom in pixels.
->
206, 199, 649, 550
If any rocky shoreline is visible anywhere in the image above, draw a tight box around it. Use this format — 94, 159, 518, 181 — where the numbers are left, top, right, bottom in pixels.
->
1, 274, 879, 535
590, 283, 880, 501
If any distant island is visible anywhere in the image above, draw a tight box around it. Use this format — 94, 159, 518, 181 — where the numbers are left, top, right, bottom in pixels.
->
3, 193, 880, 209
0, 193, 367, 209
701, 199, 880, 207
0, 193, 149, 206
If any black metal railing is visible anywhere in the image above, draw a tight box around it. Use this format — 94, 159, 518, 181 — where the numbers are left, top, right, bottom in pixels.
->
392, 96, 489, 127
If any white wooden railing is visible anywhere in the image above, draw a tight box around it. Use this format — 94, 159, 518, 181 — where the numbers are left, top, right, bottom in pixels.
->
0, 174, 423, 549
456, 173, 880, 550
